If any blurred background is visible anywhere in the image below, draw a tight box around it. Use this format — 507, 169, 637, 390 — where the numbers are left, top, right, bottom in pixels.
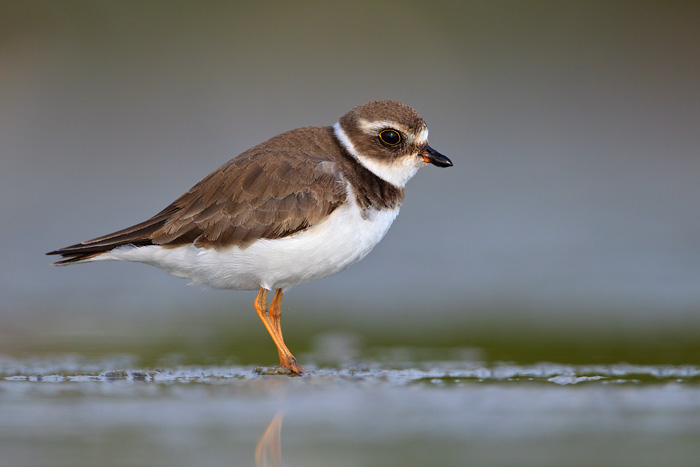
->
1, 0, 699, 365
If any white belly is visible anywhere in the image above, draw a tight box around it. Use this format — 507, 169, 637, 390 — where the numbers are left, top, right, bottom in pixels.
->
101, 201, 400, 290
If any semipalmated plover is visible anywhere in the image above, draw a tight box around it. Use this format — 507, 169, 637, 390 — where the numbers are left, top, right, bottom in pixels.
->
47, 100, 453, 375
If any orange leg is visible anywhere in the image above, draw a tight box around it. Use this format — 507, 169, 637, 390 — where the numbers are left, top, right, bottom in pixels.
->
269, 289, 285, 363
254, 287, 307, 375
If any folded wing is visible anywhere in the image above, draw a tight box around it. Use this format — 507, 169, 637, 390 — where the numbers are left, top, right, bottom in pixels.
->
47, 146, 346, 264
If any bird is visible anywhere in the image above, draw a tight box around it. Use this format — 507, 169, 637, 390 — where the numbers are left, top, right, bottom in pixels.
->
47, 100, 453, 375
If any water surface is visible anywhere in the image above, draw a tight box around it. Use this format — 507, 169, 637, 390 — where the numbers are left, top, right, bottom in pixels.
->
2, 350, 699, 467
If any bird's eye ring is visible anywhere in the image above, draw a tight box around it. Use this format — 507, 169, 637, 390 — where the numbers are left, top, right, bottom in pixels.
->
379, 129, 401, 146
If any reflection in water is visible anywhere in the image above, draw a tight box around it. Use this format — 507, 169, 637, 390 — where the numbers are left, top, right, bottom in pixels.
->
255, 412, 284, 467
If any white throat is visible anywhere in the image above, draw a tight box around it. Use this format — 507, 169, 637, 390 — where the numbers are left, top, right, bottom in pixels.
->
333, 122, 423, 188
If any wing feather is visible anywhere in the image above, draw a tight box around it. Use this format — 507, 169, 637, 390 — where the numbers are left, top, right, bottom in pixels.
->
47, 130, 348, 264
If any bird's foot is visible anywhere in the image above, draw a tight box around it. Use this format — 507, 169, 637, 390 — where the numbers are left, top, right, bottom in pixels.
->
282, 357, 307, 376
255, 355, 307, 377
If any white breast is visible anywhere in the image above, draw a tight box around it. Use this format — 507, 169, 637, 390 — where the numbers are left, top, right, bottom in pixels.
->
102, 198, 400, 291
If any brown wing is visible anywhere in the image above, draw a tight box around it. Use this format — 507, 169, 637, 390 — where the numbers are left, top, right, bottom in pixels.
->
47, 130, 347, 264
152, 148, 346, 248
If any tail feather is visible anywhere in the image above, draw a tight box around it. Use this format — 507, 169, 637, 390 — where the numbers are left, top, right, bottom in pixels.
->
46, 212, 174, 265
46, 238, 157, 264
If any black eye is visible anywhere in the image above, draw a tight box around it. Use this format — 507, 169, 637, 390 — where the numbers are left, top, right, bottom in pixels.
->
379, 129, 401, 146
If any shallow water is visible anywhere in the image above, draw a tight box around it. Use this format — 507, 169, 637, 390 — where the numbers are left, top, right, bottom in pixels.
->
2, 351, 700, 467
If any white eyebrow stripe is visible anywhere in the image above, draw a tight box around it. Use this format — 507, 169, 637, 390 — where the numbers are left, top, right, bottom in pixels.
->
358, 119, 430, 147
414, 127, 429, 146
358, 119, 410, 134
